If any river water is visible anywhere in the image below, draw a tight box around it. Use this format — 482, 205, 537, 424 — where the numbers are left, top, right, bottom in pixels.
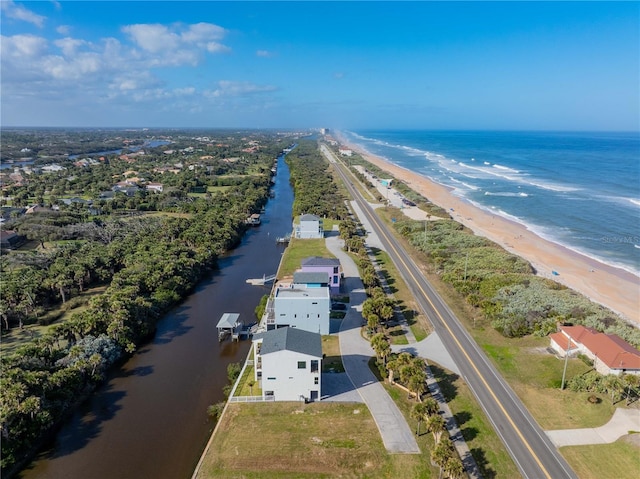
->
19, 154, 294, 479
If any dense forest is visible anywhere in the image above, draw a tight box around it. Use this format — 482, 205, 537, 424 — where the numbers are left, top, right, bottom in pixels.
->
0, 130, 296, 475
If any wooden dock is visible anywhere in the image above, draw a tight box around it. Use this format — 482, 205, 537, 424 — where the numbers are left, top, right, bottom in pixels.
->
276, 234, 291, 244
246, 274, 276, 285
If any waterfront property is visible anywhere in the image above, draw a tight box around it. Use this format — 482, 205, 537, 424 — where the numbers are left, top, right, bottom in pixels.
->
245, 213, 261, 226
550, 325, 640, 376
216, 313, 241, 342
268, 282, 330, 335
252, 327, 322, 401
299, 256, 342, 294
294, 213, 323, 239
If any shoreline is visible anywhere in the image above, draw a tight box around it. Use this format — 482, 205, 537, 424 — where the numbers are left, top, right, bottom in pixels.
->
335, 132, 640, 325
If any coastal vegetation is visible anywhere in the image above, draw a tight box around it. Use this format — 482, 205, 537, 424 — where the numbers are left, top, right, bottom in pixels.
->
391, 216, 640, 347
285, 139, 349, 220
0, 130, 294, 476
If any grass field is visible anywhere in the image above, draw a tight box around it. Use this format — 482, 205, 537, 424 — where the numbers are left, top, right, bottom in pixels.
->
277, 238, 333, 278
322, 334, 345, 373
196, 402, 436, 479
560, 440, 640, 479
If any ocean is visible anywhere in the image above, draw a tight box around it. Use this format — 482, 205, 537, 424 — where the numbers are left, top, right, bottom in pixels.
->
341, 130, 640, 277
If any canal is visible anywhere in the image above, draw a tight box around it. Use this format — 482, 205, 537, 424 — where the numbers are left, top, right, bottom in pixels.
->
19, 154, 294, 479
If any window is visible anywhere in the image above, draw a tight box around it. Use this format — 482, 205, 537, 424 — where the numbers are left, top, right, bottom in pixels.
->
333, 276, 338, 284
267, 377, 276, 380
333, 266, 339, 274
297, 361, 306, 369
311, 360, 319, 373
314, 376, 319, 385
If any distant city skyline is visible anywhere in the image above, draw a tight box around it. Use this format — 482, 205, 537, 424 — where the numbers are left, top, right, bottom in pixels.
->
1, 1, 638, 131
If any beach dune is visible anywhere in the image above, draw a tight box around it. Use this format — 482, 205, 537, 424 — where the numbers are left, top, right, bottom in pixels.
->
336, 134, 639, 326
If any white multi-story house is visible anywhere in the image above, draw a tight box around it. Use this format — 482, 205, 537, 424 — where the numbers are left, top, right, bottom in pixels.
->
294, 214, 323, 239
253, 327, 322, 402
268, 283, 330, 335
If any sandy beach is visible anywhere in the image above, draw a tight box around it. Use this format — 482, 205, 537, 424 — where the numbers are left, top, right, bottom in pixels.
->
336, 134, 640, 325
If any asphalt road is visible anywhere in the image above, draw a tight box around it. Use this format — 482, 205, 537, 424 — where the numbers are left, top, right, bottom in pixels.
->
321, 144, 578, 479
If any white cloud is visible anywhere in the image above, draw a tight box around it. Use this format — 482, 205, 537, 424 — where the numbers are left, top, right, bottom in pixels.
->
205, 80, 277, 98
0, 1, 46, 28
122, 22, 230, 57
1, 34, 48, 58
256, 50, 274, 58
122, 24, 180, 53
54, 37, 88, 57
1, 20, 267, 124
181, 22, 226, 43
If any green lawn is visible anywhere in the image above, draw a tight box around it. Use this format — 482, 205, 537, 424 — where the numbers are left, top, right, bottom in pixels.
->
322, 335, 345, 373
560, 440, 640, 479
277, 238, 333, 278
234, 363, 262, 397
196, 402, 435, 479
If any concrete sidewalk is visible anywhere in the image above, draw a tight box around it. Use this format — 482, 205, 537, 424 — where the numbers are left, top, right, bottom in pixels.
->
326, 235, 420, 454
546, 407, 640, 447
392, 332, 461, 376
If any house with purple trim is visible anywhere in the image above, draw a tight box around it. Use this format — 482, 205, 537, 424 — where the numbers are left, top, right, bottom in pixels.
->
299, 256, 342, 294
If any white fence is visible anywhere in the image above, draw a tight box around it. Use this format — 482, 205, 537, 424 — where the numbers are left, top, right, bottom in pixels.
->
228, 395, 275, 403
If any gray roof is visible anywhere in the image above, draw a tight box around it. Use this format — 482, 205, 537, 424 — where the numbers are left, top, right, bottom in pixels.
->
293, 271, 329, 284
216, 313, 240, 329
301, 256, 340, 267
257, 327, 322, 357
300, 214, 320, 221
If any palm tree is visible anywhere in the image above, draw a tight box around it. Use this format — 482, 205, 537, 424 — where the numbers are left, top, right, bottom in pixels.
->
408, 370, 427, 402
430, 436, 454, 479
443, 456, 465, 479
623, 373, 639, 405
371, 333, 391, 366
423, 397, 439, 417
411, 402, 429, 436
426, 413, 447, 443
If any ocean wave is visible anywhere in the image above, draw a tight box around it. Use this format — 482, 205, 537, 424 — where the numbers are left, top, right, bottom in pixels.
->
449, 177, 480, 191
493, 164, 521, 174
484, 191, 529, 197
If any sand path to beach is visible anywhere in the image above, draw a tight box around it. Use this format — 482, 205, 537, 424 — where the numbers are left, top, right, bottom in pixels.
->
337, 136, 639, 325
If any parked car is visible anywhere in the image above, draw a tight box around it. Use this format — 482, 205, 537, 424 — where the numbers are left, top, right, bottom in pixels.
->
331, 302, 347, 311
402, 198, 416, 207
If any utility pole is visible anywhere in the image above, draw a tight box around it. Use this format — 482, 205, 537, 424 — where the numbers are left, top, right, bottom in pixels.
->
560, 336, 573, 390
463, 251, 469, 281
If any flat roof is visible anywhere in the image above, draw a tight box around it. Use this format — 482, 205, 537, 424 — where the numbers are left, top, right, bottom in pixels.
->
275, 287, 329, 299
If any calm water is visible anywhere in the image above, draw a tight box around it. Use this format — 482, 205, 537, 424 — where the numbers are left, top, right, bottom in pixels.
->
19, 155, 294, 479
343, 130, 640, 276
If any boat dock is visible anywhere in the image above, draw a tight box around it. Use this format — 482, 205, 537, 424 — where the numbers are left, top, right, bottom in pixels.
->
246, 274, 277, 286
276, 233, 291, 244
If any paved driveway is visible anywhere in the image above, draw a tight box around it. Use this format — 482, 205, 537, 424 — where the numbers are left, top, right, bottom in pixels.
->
326, 236, 420, 454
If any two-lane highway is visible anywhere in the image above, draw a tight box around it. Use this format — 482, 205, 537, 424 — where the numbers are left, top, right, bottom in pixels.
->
321, 143, 578, 479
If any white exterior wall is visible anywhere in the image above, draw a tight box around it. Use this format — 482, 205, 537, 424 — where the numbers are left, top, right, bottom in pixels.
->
274, 290, 330, 335
261, 349, 321, 401
297, 219, 323, 239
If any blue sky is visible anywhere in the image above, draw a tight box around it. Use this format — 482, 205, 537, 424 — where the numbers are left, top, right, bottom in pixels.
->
1, 1, 638, 130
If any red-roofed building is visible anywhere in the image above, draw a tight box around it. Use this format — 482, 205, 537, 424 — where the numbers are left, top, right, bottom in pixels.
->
550, 325, 640, 376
